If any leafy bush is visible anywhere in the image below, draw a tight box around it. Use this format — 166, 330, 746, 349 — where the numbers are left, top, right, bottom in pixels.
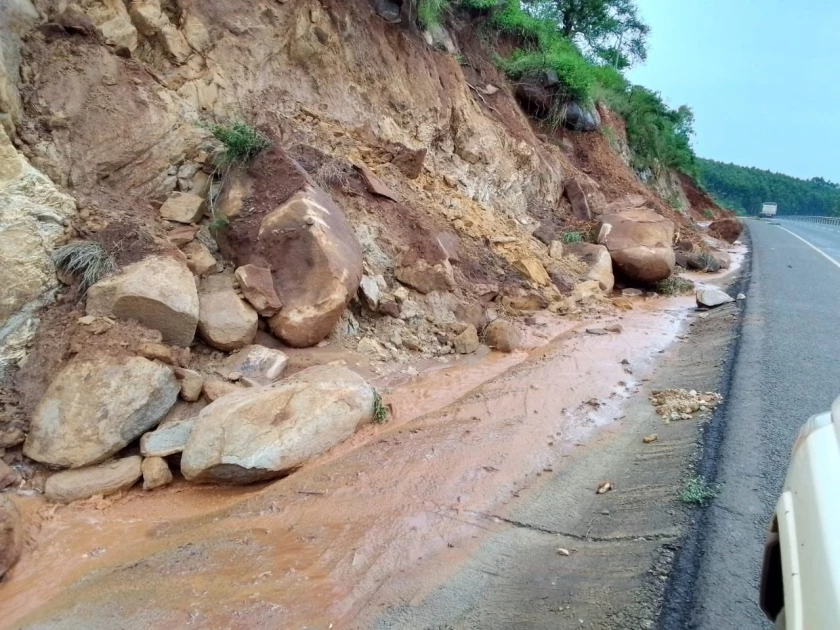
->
703, 208, 715, 219
53, 241, 116, 291
680, 476, 719, 506
372, 390, 389, 424
496, 45, 596, 103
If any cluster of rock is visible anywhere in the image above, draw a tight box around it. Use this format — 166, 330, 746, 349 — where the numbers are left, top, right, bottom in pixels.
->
23, 349, 375, 501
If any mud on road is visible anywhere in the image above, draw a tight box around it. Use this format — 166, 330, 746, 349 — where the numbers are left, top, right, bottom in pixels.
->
1, 272, 746, 630
374, 290, 744, 629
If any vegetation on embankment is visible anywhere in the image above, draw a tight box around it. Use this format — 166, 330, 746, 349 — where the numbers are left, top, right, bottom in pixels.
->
414, 0, 697, 177
698, 158, 840, 217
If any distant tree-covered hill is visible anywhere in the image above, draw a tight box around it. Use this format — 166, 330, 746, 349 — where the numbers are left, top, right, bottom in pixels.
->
697, 158, 840, 217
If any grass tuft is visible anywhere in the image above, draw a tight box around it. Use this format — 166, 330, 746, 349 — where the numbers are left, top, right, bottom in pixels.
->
680, 476, 719, 506
314, 159, 352, 191
694, 251, 718, 272
561, 231, 583, 244
204, 120, 270, 166
372, 390, 389, 424
52, 241, 116, 291
655, 274, 694, 296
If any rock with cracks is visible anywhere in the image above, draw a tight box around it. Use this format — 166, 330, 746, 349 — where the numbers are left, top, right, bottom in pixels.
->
198, 274, 258, 352
223, 345, 289, 385
181, 365, 375, 484
44, 456, 143, 503
24, 356, 179, 468
86, 255, 199, 346
598, 209, 675, 284
216, 148, 363, 348
565, 242, 615, 293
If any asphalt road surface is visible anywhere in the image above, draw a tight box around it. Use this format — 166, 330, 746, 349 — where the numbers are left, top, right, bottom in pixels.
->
662, 218, 840, 629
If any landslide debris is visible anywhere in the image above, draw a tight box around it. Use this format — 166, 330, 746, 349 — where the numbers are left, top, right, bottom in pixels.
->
650, 389, 723, 423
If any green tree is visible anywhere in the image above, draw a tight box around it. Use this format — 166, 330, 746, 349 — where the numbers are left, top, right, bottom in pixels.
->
697, 159, 840, 217
523, 0, 650, 67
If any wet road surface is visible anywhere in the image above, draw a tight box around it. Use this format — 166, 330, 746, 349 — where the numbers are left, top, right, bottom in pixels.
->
662, 218, 840, 629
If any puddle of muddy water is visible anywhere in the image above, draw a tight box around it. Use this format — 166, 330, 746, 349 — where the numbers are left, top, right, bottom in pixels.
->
1, 297, 704, 630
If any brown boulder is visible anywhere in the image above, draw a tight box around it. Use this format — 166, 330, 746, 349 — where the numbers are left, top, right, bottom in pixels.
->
197, 275, 258, 351
598, 209, 675, 283
182, 240, 217, 276
0, 496, 22, 579
86, 255, 199, 347
484, 320, 521, 353
709, 217, 743, 244
235, 265, 282, 317
453, 324, 480, 354
216, 149, 363, 348
159, 192, 205, 224
565, 242, 615, 293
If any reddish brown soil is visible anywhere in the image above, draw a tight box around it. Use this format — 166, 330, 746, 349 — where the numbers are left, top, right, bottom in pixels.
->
677, 172, 731, 221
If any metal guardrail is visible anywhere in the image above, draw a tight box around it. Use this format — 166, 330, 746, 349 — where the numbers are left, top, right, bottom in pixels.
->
777, 216, 840, 226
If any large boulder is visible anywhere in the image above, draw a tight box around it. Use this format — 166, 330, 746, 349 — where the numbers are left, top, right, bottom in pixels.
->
86, 255, 199, 346
24, 356, 179, 468
0, 495, 21, 580
598, 209, 675, 284
562, 101, 601, 132
565, 242, 615, 293
197, 274, 258, 351
709, 217, 743, 244
44, 456, 143, 503
181, 365, 375, 484
216, 148, 363, 348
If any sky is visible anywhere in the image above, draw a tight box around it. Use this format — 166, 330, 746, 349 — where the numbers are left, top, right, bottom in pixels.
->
628, 0, 840, 182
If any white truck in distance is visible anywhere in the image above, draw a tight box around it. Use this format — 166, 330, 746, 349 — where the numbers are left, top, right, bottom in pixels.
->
761, 202, 778, 218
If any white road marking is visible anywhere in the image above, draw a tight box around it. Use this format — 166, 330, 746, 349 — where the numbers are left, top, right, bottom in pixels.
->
778, 226, 840, 271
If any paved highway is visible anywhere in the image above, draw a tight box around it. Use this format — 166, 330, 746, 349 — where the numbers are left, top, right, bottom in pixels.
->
662, 218, 840, 629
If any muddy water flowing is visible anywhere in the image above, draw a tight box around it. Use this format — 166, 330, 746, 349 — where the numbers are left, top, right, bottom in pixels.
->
2, 299, 705, 629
